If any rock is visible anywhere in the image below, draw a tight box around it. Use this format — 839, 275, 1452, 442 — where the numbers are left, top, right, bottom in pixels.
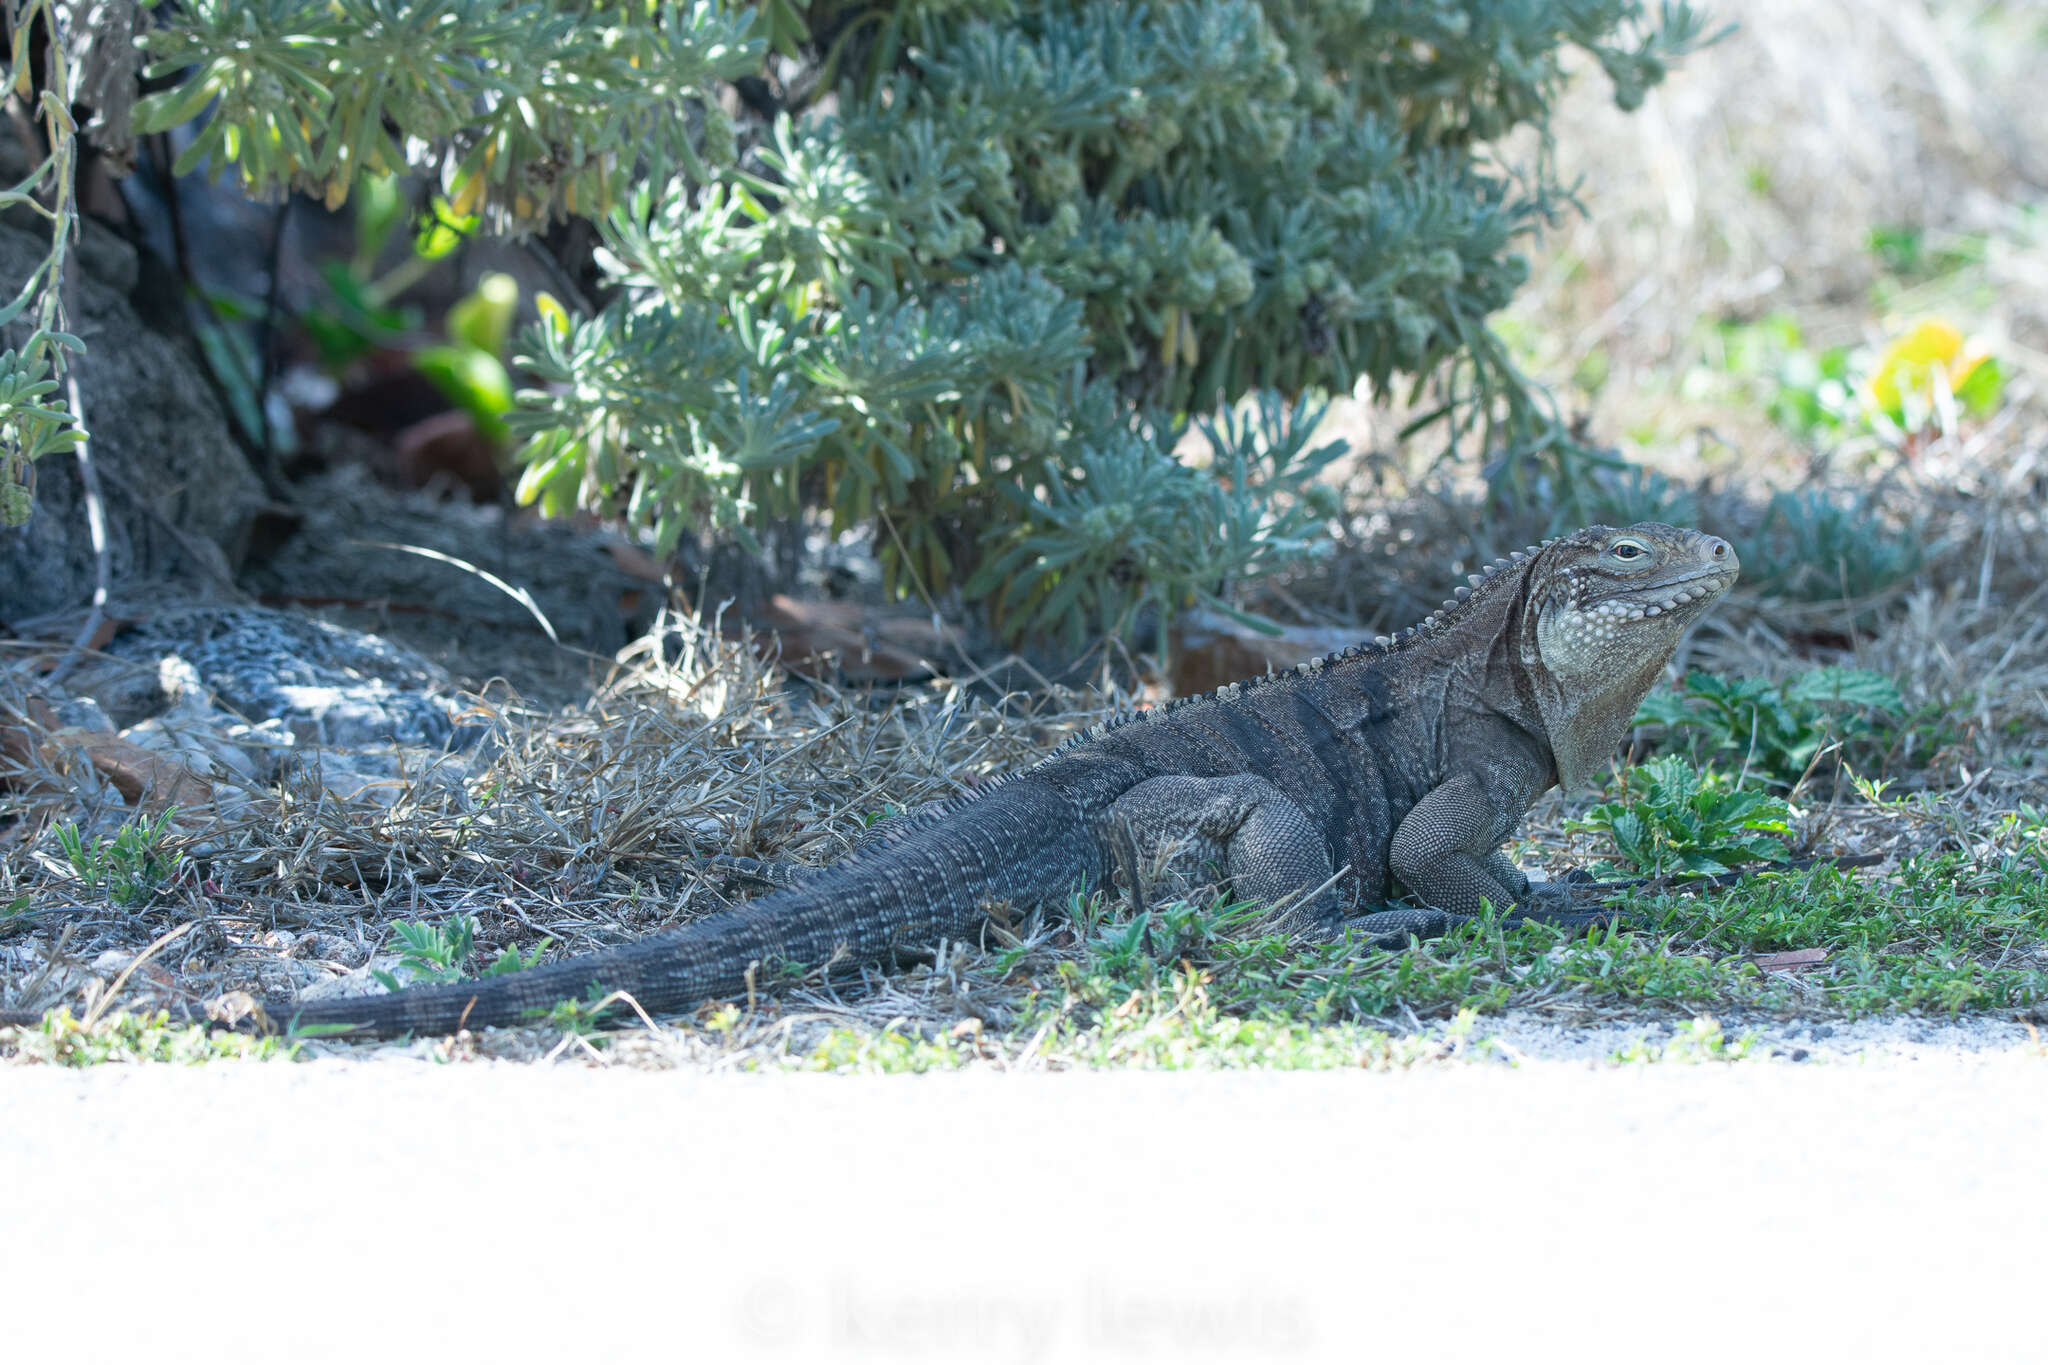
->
241, 462, 657, 654
1170, 608, 1363, 699
96, 606, 472, 750
41, 605, 494, 812
299, 957, 405, 1002
0, 216, 267, 623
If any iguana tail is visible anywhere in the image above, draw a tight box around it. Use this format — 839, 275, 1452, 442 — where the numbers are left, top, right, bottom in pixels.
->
278, 772, 1100, 1037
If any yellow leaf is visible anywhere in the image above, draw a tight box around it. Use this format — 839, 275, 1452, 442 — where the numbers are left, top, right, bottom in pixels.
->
450, 166, 489, 219
1868, 318, 1961, 416
535, 291, 570, 342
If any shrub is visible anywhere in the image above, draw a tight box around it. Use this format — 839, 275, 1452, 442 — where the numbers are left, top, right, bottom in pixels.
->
1634, 667, 1906, 787
32, 0, 1717, 645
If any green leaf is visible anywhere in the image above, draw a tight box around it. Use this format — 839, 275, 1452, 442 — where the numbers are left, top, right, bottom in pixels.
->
447, 273, 520, 358
1609, 810, 1647, 865
415, 198, 477, 261
0, 258, 48, 328
1955, 356, 2003, 417
355, 174, 407, 270
1784, 667, 1903, 712
415, 345, 513, 441
134, 59, 230, 134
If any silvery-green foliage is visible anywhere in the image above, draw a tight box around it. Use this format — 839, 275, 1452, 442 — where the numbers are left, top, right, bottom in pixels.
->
135, 0, 764, 223
508, 2, 1713, 639
0, 0, 94, 526
129, 0, 1715, 646
963, 390, 1345, 653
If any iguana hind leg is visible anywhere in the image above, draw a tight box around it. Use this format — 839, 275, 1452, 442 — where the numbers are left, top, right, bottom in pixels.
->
1100, 774, 1342, 934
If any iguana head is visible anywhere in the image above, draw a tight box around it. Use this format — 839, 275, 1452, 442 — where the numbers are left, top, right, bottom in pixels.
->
1520, 522, 1739, 788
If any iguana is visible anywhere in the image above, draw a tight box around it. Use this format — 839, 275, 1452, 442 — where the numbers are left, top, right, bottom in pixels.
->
5, 522, 1737, 1037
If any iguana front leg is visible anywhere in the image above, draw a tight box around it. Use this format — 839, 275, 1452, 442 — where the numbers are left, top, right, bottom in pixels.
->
1335, 774, 1613, 946
1385, 773, 1530, 917
1481, 848, 1536, 899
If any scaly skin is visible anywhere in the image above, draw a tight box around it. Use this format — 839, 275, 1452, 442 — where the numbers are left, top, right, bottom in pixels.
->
0, 524, 1737, 1037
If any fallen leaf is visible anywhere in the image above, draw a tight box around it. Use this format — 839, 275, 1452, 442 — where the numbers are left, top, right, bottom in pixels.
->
751, 595, 944, 682
1750, 948, 1829, 971
604, 539, 668, 584
0, 695, 213, 812
392, 409, 502, 501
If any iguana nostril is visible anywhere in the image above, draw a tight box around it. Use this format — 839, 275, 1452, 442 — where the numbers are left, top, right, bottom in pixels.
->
1707, 538, 1732, 560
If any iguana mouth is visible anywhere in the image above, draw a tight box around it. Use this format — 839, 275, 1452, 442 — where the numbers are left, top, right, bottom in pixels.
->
1601, 566, 1737, 615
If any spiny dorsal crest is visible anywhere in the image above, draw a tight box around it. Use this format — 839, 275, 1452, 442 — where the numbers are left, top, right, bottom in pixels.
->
1039, 535, 1559, 760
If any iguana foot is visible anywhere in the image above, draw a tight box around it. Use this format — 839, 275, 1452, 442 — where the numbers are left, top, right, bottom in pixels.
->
1514, 877, 1579, 914
1326, 906, 1464, 949
1319, 884, 1634, 951
1504, 876, 1637, 933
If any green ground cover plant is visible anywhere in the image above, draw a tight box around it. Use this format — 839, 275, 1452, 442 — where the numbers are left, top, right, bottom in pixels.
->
55, 808, 182, 908
1633, 669, 1905, 787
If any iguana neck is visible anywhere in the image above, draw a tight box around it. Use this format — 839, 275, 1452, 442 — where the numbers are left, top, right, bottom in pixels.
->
1383, 547, 1663, 793
1523, 648, 1665, 791
1516, 570, 1674, 792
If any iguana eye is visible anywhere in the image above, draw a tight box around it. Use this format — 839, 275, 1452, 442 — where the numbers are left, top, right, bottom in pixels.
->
1609, 540, 1648, 562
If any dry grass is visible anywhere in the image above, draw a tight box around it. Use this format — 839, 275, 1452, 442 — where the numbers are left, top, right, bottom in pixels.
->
5, 0, 2048, 1067
0, 617, 1101, 1050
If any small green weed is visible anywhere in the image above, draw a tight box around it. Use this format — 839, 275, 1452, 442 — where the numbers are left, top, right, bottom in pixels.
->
1610, 1016, 1756, 1064
5, 1009, 295, 1066
1706, 312, 1861, 443
1569, 755, 1792, 878
1635, 667, 1905, 786
1645, 850, 2048, 1015
1703, 310, 2003, 450
55, 809, 182, 907
1866, 224, 1988, 281
1016, 950, 1482, 1071
790, 1024, 973, 1073
372, 916, 547, 990
540, 993, 614, 1043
